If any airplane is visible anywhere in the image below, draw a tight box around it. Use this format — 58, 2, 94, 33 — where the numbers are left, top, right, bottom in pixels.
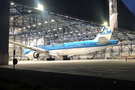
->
9, 13, 119, 60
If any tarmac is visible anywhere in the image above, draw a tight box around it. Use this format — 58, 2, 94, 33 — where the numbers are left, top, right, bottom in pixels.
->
1, 59, 135, 81
0, 59, 135, 90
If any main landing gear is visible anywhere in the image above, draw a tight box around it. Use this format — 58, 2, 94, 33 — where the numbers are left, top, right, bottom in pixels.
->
63, 55, 70, 60
47, 57, 55, 61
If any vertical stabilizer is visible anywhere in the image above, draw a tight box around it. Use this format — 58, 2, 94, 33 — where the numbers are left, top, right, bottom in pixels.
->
94, 13, 118, 41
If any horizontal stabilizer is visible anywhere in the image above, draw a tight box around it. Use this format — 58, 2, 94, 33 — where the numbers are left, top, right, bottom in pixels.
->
98, 37, 111, 45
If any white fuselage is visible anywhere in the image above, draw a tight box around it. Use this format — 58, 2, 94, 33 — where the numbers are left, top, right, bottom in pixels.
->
25, 45, 111, 59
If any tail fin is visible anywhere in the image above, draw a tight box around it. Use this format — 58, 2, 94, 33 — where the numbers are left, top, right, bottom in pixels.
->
94, 13, 118, 41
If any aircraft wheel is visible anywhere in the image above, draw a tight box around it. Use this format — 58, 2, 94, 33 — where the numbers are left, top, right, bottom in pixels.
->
63, 58, 70, 60
47, 57, 55, 61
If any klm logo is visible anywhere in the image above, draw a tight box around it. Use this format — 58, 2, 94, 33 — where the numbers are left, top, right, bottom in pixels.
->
100, 27, 112, 35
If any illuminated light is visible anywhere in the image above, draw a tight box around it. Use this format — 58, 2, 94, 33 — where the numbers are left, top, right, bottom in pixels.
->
19, 28, 21, 30
59, 28, 62, 30
37, 4, 44, 10
44, 21, 48, 23
11, 2, 14, 5
28, 26, 31, 28
66, 16, 68, 18
104, 22, 108, 26
55, 34, 57, 36
28, 10, 32, 13
38, 23, 41, 25
68, 35, 71, 36
33, 24, 36, 27
23, 27, 26, 29
70, 31, 72, 33
38, 32, 41, 34
84, 33, 86, 34
48, 30, 50, 32
10, 17, 13, 20
51, 19, 54, 22
53, 29, 56, 31
15, 30, 17, 31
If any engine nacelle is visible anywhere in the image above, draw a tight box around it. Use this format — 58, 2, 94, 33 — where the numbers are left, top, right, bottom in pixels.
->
33, 52, 39, 58
25, 51, 39, 59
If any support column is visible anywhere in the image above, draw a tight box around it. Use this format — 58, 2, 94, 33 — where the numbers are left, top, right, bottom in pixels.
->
0, 1, 10, 65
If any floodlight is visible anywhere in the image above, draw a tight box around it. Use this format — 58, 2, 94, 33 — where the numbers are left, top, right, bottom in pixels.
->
51, 19, 54, 22
11, 2, 14, 5
28, 10, 32, 13
44, 21, 48, 23
59, 28, 62, 30
10, 17, 13, 20
38, 23, 41, 25
104, 22, 108, 26
37, 4, 44, 10
28, 26, 31, 28
23, 27, 26, 29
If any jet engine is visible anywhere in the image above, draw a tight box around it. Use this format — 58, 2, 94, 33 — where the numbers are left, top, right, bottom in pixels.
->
33, 52, 39, 58
25, 51, 40, 59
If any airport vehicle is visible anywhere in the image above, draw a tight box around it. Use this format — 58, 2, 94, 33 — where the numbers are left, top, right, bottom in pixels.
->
9, 13, 119, 60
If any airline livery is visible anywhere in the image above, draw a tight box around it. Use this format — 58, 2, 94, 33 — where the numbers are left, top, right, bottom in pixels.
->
9, 13, 119, 60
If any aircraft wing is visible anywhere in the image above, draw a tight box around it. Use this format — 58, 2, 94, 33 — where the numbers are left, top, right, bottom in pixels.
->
98, 37, 111, 45
9, 40, 49, 55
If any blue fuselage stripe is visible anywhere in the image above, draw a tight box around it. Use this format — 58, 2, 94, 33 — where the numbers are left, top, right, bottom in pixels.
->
24, 40, 118, 55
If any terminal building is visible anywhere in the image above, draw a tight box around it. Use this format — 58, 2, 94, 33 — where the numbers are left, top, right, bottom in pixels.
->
1, 0, 135, 64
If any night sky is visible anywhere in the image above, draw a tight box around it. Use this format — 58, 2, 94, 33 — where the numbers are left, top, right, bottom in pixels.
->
11, 0, 135, 15
11, 0, 135, 30
122, 0, 135, 14
11, 0, 109, 24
